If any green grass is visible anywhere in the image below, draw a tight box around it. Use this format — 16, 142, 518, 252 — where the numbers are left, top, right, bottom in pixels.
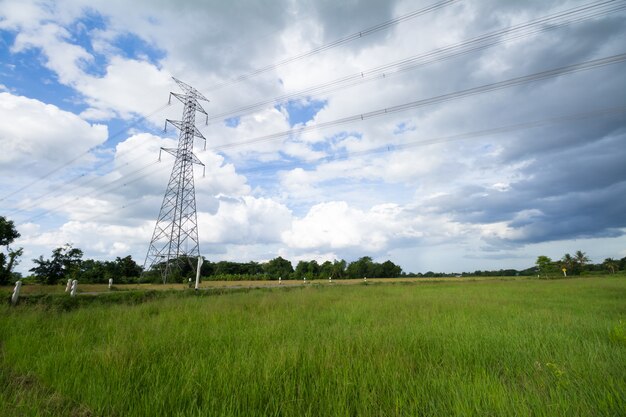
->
1, 277, 625, 416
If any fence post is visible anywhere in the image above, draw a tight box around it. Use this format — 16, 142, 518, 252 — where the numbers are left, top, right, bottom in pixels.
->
11, 281, 22, 304
65, 278, 72, 292
195, 257, 203, 290
70, 280, 78, 297
108, 278, 113, 289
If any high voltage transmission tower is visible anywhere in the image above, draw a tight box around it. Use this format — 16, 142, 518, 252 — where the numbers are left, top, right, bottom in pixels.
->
144, 77, 209, 283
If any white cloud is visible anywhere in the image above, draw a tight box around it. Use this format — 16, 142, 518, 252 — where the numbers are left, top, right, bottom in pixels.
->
199, 196, 292, 244
3, 0, 626, 275
12, 22, 93, 85
0, 92, 107, 172
76, 57, 172, 120
0, 1, 55, 30
282, 201, 424, 252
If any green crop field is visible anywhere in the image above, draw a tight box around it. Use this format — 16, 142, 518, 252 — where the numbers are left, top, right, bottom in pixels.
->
1, 276, 625, 416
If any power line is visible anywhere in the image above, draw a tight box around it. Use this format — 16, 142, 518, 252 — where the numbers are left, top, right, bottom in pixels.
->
204, 0, 625, 124
0, 102, 171, 203
5, 137, 170, 217
7, 117, 203, 218
57, 105, 626, 226
237, 106, 626, 175
205, 0, 460, 91
208, 53, 626, 151
20, 161, 162, 224
14, 52, 626, 224
7, 0, 620, 214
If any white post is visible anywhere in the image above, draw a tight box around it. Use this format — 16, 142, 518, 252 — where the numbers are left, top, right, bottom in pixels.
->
65, 278, 72, 292
108, 278, 113, 289
11, 281, 22, 304
279, 276, 282, 285
70, 280, 78, 297
304, 277, 306, 284
329, 276, 332, 283
364, 276, 367, 281
195, 256, 203, 290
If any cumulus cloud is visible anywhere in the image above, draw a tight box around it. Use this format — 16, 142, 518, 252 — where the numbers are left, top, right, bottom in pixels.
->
199, 196, 292, 245
0, 0, 172, 120
2, 0, 626, 274
0, 92, 107, 172
282, 201, 425, 254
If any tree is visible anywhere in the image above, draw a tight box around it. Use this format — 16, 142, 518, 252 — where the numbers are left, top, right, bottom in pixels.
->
294, 260, 309, 279
347, 256, 374, 278
78, 256, 143, 283
113, 255, 143, 278
242, 261, 264, 275
560, 253, 574, 274
305, 260, 320, 279
30, 244, 83, 285
319, 261, 333, 279
574, 250, 590, 272
379, 260, 402, 278
215, 261, 244, 276
200, 259, 215, 277
603, 258, 618, 274
80, 259, 107, 283
331, 259, 347, 278
619, 257, 626, 272
263, 256, 293, 279
0, 216, 20, 247
535, 255, 554, 278
0, 216, 23, 285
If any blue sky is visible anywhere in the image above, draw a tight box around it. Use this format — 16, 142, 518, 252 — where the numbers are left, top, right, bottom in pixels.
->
1, 0, 625, 275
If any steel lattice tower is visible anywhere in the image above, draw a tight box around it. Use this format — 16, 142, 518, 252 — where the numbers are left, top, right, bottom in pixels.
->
144, 77, 209, 283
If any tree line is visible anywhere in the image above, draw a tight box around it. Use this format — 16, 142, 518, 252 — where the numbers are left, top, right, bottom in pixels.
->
1, 215, 624, 285
128, 255, 403, 283
23, 248, 402, 284
535, 250, 625, 278
1, 214, 404, 284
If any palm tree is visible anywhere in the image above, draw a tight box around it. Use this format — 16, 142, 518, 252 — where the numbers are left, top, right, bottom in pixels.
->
574, 250, 590, 271
603, 258, 618, 274
561, 253, 574, 272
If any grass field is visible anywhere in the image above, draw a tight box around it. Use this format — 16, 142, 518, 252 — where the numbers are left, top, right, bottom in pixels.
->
1, 276, 625, 416
4, 276, 519, 296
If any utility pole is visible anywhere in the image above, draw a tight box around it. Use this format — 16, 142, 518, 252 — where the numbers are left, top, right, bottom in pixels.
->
144, 77, 208, 283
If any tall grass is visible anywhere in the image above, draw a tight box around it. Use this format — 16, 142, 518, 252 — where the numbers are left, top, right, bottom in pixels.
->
1, 277, 625, 416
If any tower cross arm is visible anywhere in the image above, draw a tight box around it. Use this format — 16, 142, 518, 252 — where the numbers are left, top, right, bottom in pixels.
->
159, 148, 204, 166
188, 152, 205, 166
160, 147, 178, 158
169, 92, 208, 115
172, 77, 210, 102
165, 119, 206, 140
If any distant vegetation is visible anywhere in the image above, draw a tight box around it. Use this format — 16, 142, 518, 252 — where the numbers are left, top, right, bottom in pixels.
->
159, 255, 403, 282
1, 215, 625, 285
0, 216, 22, 285
534, 251, 625, 278
25, 250, 403, 284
